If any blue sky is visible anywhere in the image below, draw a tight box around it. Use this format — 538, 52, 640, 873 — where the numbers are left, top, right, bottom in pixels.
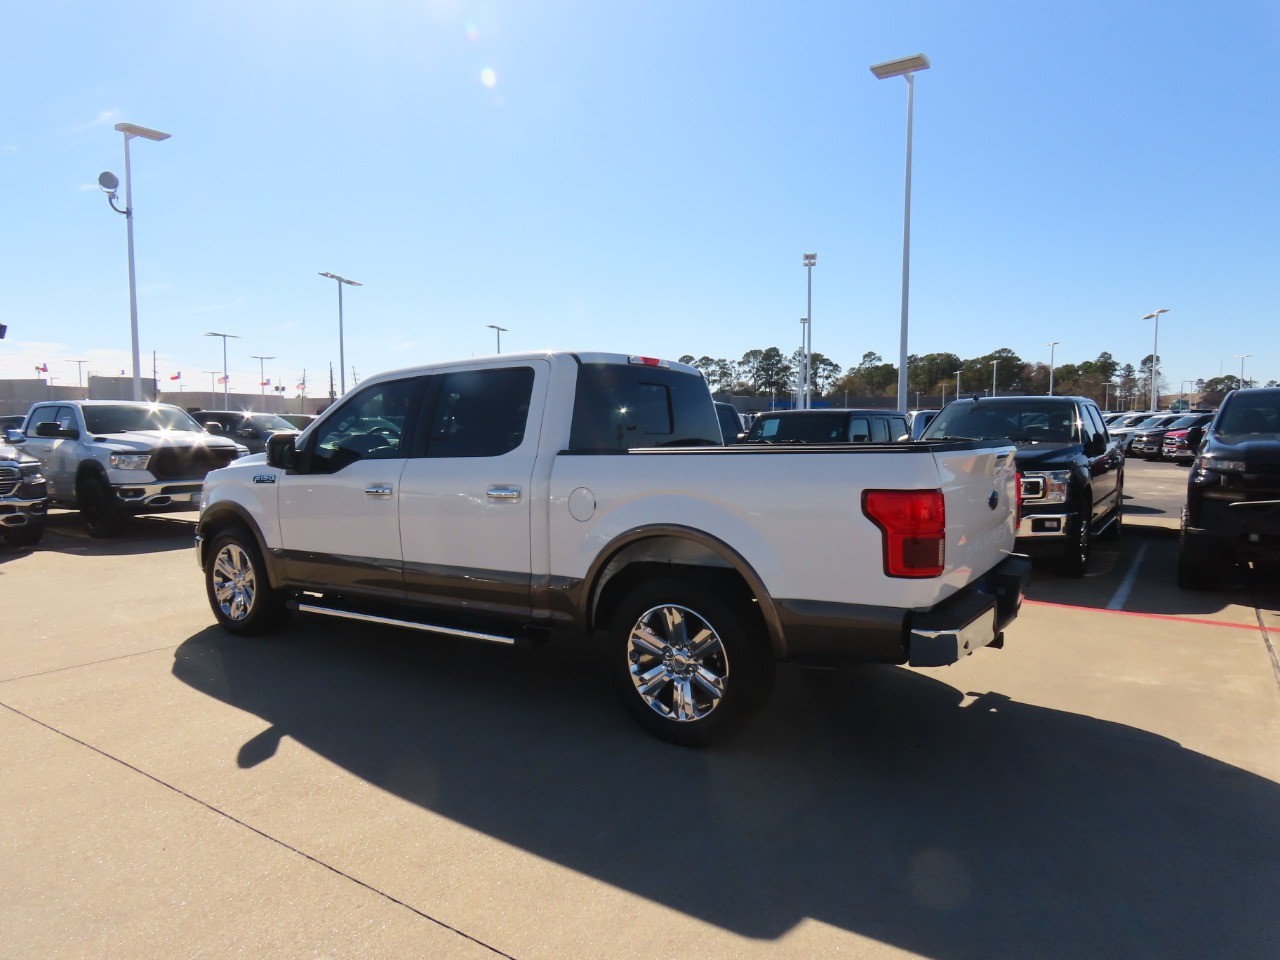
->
2, 1, 1276, 397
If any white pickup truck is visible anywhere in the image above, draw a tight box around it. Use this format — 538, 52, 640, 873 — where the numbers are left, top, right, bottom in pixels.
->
197, 352, 1029, 744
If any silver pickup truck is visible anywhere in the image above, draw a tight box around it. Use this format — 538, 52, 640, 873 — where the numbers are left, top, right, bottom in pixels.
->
20, 400, 244, 536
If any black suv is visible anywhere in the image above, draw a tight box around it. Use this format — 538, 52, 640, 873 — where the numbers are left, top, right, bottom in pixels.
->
922, 396, 1123, 576
742, 408, 909, 444
1178, 387, 1280, 588
191, 410, 298, 455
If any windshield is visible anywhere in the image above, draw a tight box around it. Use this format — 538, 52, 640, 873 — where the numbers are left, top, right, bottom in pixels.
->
247, 414, 296, 432
1217, 395, 1280, 435
747, 413, 854, 443
924, 401, 1078, 443
83, 404, 202, 434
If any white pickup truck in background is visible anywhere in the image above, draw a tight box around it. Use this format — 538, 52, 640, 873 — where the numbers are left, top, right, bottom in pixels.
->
197, 351, 1029, 744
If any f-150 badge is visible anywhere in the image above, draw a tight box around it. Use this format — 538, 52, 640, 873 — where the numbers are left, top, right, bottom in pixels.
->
253, 474, 276, 484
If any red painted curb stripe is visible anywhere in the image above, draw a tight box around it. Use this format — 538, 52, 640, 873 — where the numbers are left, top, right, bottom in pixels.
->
1024, 599, 1265, 632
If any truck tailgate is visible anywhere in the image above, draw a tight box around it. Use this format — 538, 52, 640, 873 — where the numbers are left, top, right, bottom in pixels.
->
931, 443, 1020, 597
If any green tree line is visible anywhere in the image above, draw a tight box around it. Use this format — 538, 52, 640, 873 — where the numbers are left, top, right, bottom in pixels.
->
678, 348, 1277, 409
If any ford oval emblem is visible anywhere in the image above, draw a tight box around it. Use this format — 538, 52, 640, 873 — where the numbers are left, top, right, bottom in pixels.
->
988, 490, 999, 510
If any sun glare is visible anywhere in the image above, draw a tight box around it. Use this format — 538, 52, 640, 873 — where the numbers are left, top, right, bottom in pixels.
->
480, 68, 497, 89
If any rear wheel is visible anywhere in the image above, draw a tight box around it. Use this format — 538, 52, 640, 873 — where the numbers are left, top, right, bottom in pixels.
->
77, 476, 123, 537
205, 529, 288, 634
608, 576, 773, 746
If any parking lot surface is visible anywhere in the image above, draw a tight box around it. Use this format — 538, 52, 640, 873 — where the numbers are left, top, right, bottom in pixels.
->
3, 458, 1278, 959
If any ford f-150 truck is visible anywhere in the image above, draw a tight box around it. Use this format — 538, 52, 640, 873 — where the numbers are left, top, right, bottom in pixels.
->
21, 400, 245, 536
197, 352, 1029, 744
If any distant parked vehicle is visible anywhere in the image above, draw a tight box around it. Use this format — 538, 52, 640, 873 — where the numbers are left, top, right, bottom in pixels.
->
713, 401, 742, 444
1111, 413, 1183, 456
0, 414, 26, 432
743, 408, 909, 444
908, 408, 940, 441
1162, 415, 1215, 463
1130, 413, 1214, 460
191, 411, 298, 455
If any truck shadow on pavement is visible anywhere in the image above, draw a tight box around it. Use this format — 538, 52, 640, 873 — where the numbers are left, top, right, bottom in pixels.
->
20, 509, 197, 556
173, 623, 1280, 959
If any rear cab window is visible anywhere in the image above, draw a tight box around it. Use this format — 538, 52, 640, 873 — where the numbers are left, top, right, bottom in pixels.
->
569, 361, 720, 451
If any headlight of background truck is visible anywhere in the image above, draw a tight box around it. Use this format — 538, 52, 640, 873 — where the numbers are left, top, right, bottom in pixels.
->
109, 453, 151, 470
1020, 470, 1071, 504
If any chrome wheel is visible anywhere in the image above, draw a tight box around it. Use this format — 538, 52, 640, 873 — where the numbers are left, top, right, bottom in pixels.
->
212, 542, 258, 622
626, 603, 729, 722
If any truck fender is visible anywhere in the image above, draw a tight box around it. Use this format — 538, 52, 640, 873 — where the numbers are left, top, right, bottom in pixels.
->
583, 523, 787, 659
197, 502, 283, 589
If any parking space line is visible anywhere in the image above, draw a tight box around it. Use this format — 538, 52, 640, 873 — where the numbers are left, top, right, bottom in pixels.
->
1025, 599, 1265, 633
1106, 541, 1148, 610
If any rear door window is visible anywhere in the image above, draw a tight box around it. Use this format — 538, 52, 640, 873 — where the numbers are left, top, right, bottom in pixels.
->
569, 362, 720, 450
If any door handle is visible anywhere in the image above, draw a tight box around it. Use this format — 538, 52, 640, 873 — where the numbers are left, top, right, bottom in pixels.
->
487, 485, 521, 501
365, 483, 393, 499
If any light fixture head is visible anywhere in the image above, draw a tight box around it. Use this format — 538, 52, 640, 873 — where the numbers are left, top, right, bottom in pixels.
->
97, 171, 119, 196
803, 253, 817, 266
1141, 308, 1170, 319
319, 272, 362, 287
114, 122, 171, 142
870, 54, 931, 80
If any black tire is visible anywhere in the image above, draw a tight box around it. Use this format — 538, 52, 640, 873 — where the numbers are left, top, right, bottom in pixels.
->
608, 576, 774, 746
77, 476, 124, 537
204, 528, 289, 635
3, 522, 44, 547
1060, 513, 1091, 578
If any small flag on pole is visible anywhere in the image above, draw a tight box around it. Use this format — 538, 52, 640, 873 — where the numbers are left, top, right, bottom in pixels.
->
217, 375, 229, 384
170, 371, 181, 381
36, 362, 48, 373
260, 378, 271, 387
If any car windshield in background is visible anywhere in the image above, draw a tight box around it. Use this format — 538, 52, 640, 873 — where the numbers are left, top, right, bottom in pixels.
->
247, 414, 296, 432
1218, 397, 1280, 435
925, 401, 1077, 443
83, 404, 202, 434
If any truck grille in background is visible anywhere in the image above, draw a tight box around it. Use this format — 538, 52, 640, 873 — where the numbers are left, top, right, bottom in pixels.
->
0, 465, 18, 497
149, 446, 239, 481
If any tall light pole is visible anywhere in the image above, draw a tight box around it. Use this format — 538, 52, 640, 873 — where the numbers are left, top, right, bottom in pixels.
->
66, 359, 89, 391
486, 324, 508, 353
1235, 354, 1251, 390
318, 272, 361, 395
991, 359, 999, 398
954, 369, 962, 398
251, 354, 276, 407
871, 53, 930, 415
204, 332, 240, 406
1141, 308, 1169, 410
803, 253, 816, 409
1046, 341, 1059, 395
97, 122, 171, 401
798, 317, 809, 408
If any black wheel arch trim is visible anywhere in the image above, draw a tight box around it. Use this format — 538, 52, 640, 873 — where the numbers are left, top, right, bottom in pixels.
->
197, 502, 282, 589
579, 523, 788, 658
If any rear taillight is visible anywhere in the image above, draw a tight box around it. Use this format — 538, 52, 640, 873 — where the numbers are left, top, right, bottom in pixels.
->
862, 489, 945, 578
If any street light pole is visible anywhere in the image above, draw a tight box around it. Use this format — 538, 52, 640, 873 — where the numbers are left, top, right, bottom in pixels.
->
251, 355, 276, 407
871, 54, 930, 415
954, 369, 961, 398
991, 359, 999, 398
1141, 308, 1170, 410
1046, 341, 1059, 395
204, 332, 240, 406
798, 318, 809, 408
486, 324, 508, 353
66, 359, 89, 391
803, 253, 816, 409
318, 272, 361, 395
97, 122, 171, 401
1235, 354, 1251, 391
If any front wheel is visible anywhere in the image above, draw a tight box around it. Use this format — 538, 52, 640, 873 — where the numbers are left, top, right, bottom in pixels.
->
77, 476, 123, 537
3, 522, 44, 547
608, 576, 774, 746
1060, 514, 1092, 578
205, 529, 288, 635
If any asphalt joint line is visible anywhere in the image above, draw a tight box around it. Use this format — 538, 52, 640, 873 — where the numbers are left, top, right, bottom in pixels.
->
0, 700, 521, 960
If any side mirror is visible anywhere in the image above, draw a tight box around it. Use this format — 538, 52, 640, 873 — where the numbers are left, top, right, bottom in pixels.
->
266, 431, 299, 470
4, 428, 23, 444
204, 422, 223, 435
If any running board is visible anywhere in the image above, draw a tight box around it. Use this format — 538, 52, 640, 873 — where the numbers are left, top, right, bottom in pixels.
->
294, 601, 519, 647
